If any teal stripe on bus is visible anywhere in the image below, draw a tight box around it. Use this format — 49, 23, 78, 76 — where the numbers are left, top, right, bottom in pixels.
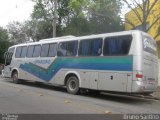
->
20, 56, 133, 81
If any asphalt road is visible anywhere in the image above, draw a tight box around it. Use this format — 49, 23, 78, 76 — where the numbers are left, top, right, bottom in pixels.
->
0, 76, 160, 114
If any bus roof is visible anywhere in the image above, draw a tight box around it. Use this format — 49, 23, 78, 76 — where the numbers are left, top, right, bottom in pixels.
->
9, 30, 147, 48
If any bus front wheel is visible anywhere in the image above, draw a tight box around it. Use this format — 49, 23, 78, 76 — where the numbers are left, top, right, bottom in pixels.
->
12, 71, 20, 84
66, 76, 79, 95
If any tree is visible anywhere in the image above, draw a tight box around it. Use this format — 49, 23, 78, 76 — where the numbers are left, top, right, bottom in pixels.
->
7, 21, 29, 43
32, 0, 69, 37
0, 27, 10, 63
63, 16, 91, 36
66, 0, 123, 35
30, 0, 123, 39
31, 0, 75, 38
29, 20, 53, 40
123, 0, 160, 39
88, 0, 124, 34
0, 27, 8, 42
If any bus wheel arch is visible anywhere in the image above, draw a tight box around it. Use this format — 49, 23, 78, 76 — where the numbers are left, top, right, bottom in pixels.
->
12, 69, 20, 84
65, 73, 80, 95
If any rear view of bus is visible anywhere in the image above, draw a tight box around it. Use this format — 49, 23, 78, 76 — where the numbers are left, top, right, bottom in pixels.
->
132, 31, 158, 94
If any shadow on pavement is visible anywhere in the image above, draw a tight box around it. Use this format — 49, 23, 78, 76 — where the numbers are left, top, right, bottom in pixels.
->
4, 78, 158, 105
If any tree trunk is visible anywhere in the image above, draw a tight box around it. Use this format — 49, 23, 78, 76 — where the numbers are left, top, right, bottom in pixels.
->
52, 0, 57, 38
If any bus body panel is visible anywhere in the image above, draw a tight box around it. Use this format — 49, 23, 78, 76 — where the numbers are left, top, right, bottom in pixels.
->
98, 71, 130, 92
51, 69, 132, 92
18, 55, 134, 93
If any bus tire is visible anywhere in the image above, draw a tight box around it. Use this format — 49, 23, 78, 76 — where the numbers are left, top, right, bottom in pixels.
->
12, 71, 20, 84
66, 76, 79, 95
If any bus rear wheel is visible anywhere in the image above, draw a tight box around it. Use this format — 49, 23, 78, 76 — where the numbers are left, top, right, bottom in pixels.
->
66, 76, 79, 95
12, 71, 20, 84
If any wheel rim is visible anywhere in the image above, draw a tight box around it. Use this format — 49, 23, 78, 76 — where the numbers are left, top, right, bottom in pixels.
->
13, 73, 18, 81
69, 80, 77, 91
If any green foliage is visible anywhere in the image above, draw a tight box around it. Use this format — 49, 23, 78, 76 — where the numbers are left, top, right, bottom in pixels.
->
30, 0, 124, 38
7, 21, 26, 43
0, 27, 10, 63
33, 20, 53, 40
88, 0, 123, 34
31, 0, 48, 20
30, 0, 73, 39
63, 16, 90, 36
69, 0, 91, 16
0, 27, 8, 41
7, 0, 124, 42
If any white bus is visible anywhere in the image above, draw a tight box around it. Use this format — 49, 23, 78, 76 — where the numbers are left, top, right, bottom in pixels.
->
2, 30, 158, 95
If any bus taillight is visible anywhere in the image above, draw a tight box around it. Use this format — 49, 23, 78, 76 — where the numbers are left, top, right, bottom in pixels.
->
136, 73, 143, 78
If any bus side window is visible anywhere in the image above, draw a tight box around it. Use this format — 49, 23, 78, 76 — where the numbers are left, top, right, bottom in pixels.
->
15, 47, 22, 58
33, 45, 41, 57
79, 38, 102, 56
103, 35, 132, 56
66, 41, 78, 56
48, 43, 57, 57
57, 43, 67, 56
79, 40, 91, 56
41, 44, 49, 57
58, 41, 77, 57
21, 46, 27, 58
92, 38, 102, 56
27, 45, 34, 58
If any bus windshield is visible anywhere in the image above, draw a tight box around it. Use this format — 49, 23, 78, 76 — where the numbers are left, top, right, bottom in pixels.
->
4, 47, 15, 66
